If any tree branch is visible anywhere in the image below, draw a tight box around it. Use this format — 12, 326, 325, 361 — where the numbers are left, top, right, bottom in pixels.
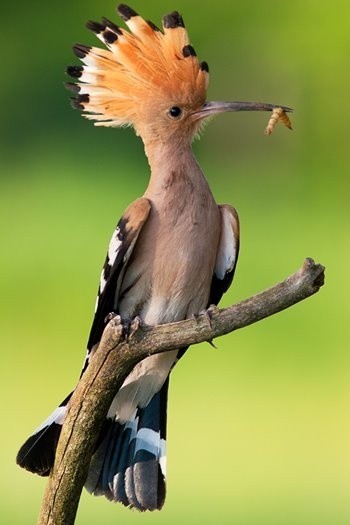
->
37, 258, 325, 525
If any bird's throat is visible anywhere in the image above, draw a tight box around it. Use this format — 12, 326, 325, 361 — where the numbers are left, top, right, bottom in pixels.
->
144, 141, 209, 199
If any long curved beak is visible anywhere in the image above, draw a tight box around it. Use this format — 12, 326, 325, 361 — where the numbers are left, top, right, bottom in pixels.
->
192, 100, 293, 120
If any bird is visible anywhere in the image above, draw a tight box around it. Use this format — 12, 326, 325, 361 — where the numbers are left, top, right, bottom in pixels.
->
17, 3, 292, 512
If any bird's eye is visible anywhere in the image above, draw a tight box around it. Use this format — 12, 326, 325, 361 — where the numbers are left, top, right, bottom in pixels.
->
168, 106, 182, 119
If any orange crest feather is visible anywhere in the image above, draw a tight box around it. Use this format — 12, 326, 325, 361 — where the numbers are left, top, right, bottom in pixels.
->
67, 4, 209, 128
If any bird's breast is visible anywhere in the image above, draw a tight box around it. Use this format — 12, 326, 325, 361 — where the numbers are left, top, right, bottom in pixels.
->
119, 175, 221, 324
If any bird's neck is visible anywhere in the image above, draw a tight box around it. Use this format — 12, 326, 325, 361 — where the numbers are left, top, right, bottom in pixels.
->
143, 140, 209, 198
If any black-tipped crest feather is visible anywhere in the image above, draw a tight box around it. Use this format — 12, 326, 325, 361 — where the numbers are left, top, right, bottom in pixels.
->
118, 4, 138, 21
163, 11, 185, 29
86, 20, 106, 34
71, 93, 89, 110
183, 45, 196, 57
103, 30, 118, 44
66, 65, 83, 78
73, 43, 91, 59
65, 82, 81, 93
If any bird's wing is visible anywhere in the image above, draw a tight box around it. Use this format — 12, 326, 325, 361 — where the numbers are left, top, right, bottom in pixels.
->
209, 204, 240, 306
82, 197, 151, 374
16, 197, 152, 476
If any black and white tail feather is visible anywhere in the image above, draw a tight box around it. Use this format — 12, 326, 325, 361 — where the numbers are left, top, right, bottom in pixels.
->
86, 380, 168, 510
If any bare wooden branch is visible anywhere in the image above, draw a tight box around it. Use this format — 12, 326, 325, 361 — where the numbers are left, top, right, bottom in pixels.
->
38, 258, 324, 525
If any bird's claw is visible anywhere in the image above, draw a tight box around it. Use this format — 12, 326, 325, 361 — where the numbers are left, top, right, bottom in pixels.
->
194, 305, 219, 348
200, 304, 219, 330
104, 313, 141, 341
104, 312, 120, 324
205, 305, 219, 348
128, 316, 142, 340
117, 316, 143, 341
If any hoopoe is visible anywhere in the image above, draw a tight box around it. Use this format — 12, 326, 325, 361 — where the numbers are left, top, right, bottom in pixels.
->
17, 4, 292, 512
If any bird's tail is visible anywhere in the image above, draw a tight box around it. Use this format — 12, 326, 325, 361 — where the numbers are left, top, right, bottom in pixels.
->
86, 379, 168, 511
16, 392, 72, 476
16, 381, 168, 511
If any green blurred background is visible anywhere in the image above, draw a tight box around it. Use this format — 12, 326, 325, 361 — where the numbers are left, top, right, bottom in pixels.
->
1, 0, 349, 523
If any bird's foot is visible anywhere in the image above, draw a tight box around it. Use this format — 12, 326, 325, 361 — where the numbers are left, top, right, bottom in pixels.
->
127, 316, 142, 341
104, 313, 142, 341
201, 304, 219, 329
191, 312, 200, 323
114, 316, 142, 341
104, 312, 141, 341
193, 305, 219, 348
206, 304, 219, 348
104, 311, 120, 324
102, 313, 124, 347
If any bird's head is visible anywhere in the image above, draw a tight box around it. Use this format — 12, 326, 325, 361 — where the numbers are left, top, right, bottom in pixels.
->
67, 4, 291, 149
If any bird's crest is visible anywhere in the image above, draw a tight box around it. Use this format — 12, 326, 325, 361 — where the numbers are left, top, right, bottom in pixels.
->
66, 4, 209, 128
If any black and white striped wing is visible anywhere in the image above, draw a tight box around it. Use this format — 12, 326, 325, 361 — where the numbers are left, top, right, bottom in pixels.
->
82, 197, 151, 374
209, 204, 240, 306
